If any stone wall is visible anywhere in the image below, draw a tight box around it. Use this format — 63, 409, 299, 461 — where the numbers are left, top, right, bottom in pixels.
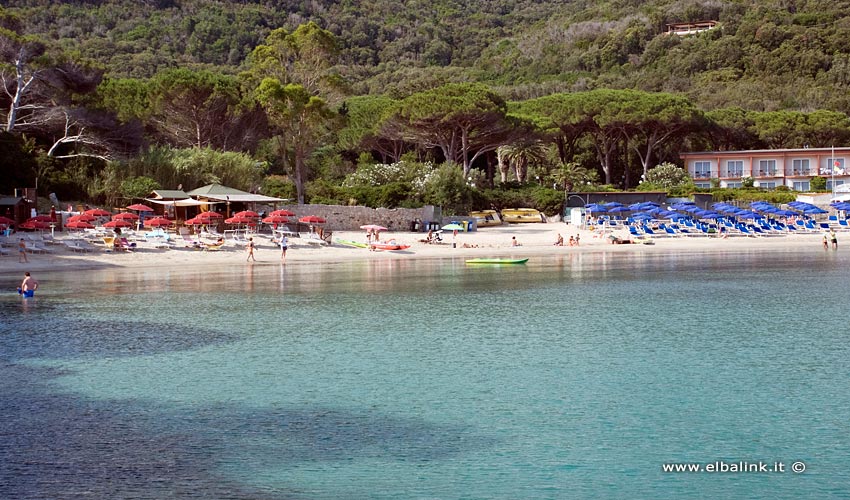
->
270, 204, 442, 232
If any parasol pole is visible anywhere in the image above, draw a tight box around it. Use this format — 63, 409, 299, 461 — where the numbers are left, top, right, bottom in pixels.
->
832, 144, 837, 199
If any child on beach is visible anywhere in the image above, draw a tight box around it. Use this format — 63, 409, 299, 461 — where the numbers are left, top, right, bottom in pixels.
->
280, 235, 288, 262
19, 238, 28, 263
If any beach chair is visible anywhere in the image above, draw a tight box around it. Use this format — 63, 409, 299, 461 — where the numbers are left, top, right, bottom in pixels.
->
179, 230, 202, 249
64, 240, 90, 253
25, 241, 51, 253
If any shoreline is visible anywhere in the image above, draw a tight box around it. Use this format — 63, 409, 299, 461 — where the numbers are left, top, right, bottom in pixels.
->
1, 223, 835, 277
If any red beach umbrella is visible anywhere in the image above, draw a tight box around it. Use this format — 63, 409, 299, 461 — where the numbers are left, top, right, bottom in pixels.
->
270, 209, 296, 217
298, 215, 326, 224
195, 211, 224, 221
28, 215, 54, 223
225, 216, 253, 224
68, 214, 96, 222
262, 215, 290, 224
84, 208, 112, 217
0, 216, 14, 225
360, 224, 388, 232
103, 219, 132, 228
145, 217, 174, 227
65, 220, 94, 229
234, 210, 260, 218
183, 218, 205, 226
19, 221, 50, 230
113, 212, 139, 221
126, 203, 154, 212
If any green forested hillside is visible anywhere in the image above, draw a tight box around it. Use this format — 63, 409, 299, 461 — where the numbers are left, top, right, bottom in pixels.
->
4, 1, 850, 213
7, 0, 850, 109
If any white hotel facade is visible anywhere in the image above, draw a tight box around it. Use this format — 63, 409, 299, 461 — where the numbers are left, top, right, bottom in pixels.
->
679, 147, 850, 191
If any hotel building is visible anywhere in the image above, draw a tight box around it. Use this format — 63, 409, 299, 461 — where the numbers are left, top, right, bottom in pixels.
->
679, 147, 850, 191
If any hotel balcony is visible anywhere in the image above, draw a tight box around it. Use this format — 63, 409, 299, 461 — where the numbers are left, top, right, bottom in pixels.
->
752, 170, 783, 178
786, 169, 813, 177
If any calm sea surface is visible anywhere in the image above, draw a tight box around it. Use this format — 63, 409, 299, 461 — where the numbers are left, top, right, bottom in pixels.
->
1, 249, 849, 499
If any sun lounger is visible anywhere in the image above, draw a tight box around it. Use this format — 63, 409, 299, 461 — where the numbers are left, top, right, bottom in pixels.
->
64, 240, 94, 253
25, 242, 52, 253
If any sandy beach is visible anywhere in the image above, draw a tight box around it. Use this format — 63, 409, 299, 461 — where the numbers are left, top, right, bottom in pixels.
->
1, 222, 833, 277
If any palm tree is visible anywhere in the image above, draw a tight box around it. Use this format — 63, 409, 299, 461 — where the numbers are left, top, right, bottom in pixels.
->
497, 139, 548, 183
553, 161, 596, 192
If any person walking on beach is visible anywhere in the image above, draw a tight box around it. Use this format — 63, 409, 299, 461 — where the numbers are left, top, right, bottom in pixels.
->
18, 238, 28, 263
246, 237, 256, 262
280, 235, 288, 262
823, 232, 829, 250
831, 229, 838, 250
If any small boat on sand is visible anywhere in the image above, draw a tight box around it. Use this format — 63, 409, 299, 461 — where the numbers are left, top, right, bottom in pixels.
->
465, 258, 528, 265
335, 239, 368, 248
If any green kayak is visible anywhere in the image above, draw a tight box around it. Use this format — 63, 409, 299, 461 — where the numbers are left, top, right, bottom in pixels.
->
335, 239, 369, 248
465, 258, 529, 265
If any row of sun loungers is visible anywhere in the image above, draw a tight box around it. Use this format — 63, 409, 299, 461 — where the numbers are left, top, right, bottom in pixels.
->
611, 216, 850, 239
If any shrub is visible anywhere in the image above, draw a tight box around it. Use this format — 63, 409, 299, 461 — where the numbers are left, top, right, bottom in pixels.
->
810, 176, 827, 191
120, 176, 161, 199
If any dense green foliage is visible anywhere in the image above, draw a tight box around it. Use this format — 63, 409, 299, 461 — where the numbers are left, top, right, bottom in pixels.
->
4, 1, 850, 213
8, 0, 850, 110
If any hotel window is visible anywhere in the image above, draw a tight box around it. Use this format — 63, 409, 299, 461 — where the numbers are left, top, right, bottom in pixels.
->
758, 159, 776, 175
793, 181, 810, 191
827, 180, 845, 190
694, 161, 711, 178
694, 182, 711, 189
792, 159, 809, 175
726, 160, 743, 177
726, 182, 742, 188
760, 182, 777, 190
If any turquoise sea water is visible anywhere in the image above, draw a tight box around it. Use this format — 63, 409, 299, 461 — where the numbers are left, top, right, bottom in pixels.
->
2, 249, 849, 499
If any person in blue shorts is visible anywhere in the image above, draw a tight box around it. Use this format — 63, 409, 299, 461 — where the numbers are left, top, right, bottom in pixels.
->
18, 272, 38, 297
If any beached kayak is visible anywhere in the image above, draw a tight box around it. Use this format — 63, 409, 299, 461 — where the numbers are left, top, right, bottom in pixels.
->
335, 239, 369, 248
465, 258, 528, 265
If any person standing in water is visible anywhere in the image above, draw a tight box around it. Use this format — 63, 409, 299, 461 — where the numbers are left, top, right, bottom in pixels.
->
19, 272, 38, 297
